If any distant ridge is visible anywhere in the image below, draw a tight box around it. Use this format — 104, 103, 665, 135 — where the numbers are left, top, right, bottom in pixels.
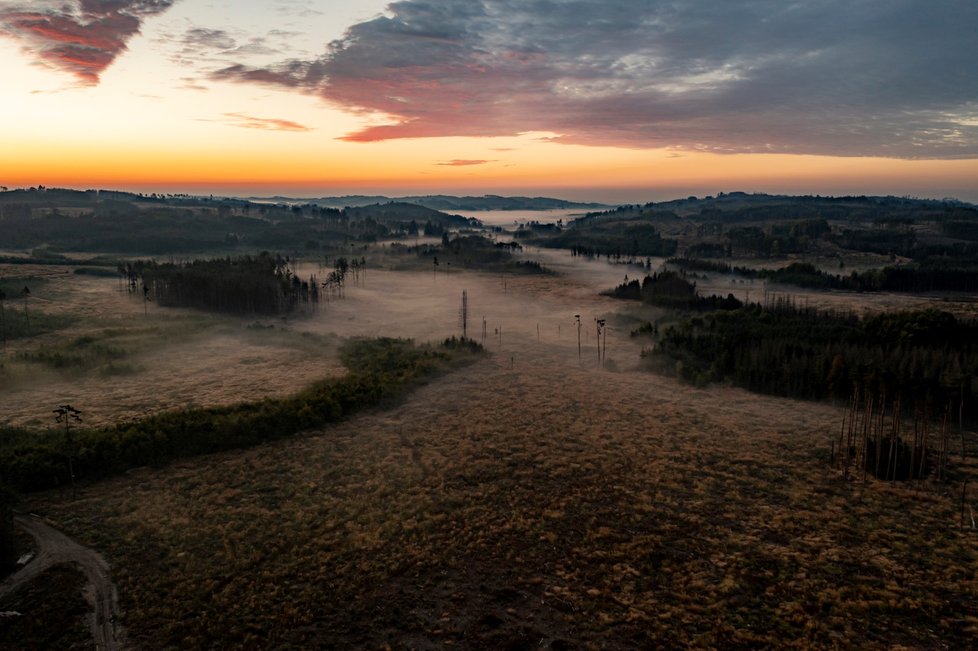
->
245, 194, 609, 211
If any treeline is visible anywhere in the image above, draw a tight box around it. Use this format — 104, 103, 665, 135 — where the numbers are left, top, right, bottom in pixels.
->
534, 223, 677, 258
668, 259, 978, 294
136, 254, 320, 316
393, 234, 551, 274
652, 301, 977, 422
0, 191, 470, 254
0, 337, 483, 493
605, 270, 742, 311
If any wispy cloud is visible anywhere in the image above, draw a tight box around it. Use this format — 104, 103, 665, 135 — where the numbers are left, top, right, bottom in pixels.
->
0, 0, 176, 84
436, 159, 493, 166
209, 0, 978, 158
222, 112, 311, 132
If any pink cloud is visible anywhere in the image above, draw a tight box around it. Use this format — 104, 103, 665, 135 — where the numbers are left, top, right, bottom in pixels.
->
0, 1, 175, 83
222, 112, 311, 132
436, 159, 494, 166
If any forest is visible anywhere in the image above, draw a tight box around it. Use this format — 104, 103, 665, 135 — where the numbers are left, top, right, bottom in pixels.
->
0, 188, 472, 254
606, 270, 742, 311
134, 254, 323, 316
648, 300, 977, 424
669, 259, 978, 294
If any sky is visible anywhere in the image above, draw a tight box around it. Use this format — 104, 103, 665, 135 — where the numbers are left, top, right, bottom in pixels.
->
1, 0, 976, 203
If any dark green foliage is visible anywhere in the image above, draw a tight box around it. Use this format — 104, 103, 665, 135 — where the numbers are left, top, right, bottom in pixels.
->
0, 278, 74, 341
653, 302, 977, 418
0, 189, 466, 254
138, 253, 319, 316
941, 220, 978, 241
15, 336, 127, 371
0, 481, 18, 574
606, 271, 742, 311
833, 228, 916, 257
0, 565, 92, 648
538, 223, 677, 258
669, 258, 978, 294
0, 338, 483, 492
399, 235, 550, 274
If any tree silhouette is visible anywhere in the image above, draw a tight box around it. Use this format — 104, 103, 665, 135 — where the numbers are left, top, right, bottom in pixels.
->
21, 286, 30, 335
459, 290, 468, 338
596, 318, 607, 364
54, 404, 82, 496
575, 314, 582, 362
0, 288, 6, 350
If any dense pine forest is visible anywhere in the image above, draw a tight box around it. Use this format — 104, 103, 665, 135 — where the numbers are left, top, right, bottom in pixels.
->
135, 254, 321, 316
648, 300, 977, 424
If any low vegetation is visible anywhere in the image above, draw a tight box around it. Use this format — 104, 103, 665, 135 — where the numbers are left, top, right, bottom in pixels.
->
20, 350, 978, 649
0, 337, 482, 492
0, 565, 92, 648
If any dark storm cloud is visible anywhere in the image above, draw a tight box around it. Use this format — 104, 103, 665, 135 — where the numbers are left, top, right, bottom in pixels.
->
210, 0, 978, 158
0, 0, 176, 83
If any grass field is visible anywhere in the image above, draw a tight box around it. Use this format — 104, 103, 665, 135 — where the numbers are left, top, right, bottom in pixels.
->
5, 252, 978, 648
23, 341, 978, 649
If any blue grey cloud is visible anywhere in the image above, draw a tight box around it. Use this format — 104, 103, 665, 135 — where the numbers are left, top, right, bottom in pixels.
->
207, 0, 978, 157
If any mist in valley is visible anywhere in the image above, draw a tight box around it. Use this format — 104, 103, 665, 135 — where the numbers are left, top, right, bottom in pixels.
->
4, 212, 978, 649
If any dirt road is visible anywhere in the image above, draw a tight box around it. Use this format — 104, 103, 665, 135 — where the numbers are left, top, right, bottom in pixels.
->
0, 515, 125, 650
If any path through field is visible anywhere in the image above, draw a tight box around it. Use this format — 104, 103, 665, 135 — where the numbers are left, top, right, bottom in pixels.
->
0, 516, 125, 650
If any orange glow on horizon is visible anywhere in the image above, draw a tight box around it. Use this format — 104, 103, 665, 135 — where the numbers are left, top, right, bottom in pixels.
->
3, 134, 978, 203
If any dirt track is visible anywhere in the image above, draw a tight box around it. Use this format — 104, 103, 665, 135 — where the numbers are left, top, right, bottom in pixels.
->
0, 516, 125, 650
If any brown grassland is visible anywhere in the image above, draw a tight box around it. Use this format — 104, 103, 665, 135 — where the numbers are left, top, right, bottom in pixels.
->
4, 252, 978, 649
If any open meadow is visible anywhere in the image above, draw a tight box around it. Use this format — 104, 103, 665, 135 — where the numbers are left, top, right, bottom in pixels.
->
3, 246, 978, 649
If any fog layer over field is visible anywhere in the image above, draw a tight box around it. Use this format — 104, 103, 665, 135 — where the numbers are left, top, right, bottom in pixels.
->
1, 247, 660, 429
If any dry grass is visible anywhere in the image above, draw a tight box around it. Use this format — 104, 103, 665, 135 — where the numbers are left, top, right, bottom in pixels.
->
25, 341, 978, 649
9, 253, 978, 648
1, 269, 343, 427
0, 564, 92, 649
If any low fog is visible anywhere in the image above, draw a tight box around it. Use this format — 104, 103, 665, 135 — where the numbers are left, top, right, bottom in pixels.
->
1, 246, 663, 428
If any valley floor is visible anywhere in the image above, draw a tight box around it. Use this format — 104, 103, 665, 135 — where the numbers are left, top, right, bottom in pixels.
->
3, 254, 978, 649
18, 337, 978, 649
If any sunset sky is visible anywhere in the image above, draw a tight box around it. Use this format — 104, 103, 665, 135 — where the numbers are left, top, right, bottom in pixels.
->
1, 0, 976, 203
